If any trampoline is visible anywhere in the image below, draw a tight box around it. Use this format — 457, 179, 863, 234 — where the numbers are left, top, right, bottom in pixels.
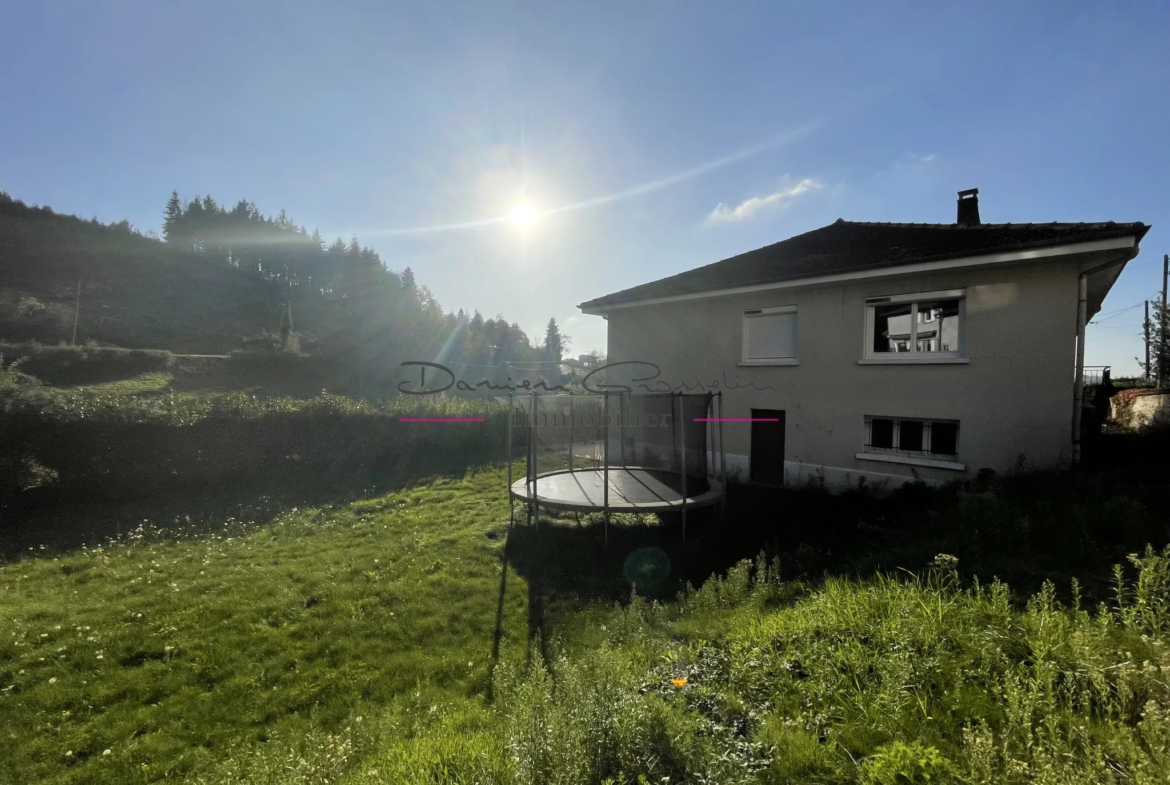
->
511, 468, 723, 512
506, 390, 726, 538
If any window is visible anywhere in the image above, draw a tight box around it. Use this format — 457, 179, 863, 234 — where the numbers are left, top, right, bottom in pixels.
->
865, 291, 964, 361
863, 416, 960, 458
742, 306, 797, 365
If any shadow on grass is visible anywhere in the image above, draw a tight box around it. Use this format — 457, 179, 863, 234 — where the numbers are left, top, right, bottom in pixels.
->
497, 461, 1170, 620
0, 463, 484, 561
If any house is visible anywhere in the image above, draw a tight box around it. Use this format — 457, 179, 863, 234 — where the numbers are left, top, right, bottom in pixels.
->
578, 189, 1150, 489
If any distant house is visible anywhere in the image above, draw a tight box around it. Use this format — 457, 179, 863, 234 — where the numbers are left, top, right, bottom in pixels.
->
579, 189, 1150, 489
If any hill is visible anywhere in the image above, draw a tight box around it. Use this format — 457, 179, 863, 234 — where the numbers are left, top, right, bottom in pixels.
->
0, 193, 276, 353
0, 190, 567, 397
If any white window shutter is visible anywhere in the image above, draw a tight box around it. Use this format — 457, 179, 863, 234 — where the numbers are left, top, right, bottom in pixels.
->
745, 312, 797, 359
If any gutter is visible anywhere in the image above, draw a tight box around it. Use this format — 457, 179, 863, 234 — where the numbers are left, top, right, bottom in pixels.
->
1072, 274, 1089, 466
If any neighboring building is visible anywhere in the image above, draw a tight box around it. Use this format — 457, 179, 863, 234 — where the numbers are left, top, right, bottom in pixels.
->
579, 189, 1150, 489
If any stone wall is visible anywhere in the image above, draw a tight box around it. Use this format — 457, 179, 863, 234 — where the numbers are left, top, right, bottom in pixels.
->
1110, 388, 1170, 430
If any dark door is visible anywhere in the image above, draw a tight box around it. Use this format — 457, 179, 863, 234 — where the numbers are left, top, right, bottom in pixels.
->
750, 409, 786, 486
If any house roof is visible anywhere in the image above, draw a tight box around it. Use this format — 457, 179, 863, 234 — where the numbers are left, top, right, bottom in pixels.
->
579, 219, 1151, 312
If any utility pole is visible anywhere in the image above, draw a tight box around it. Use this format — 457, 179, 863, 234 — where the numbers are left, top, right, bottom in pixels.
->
71, 274, 82, 346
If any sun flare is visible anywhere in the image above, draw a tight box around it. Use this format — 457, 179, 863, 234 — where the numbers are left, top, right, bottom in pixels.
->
511, 203, 538, 228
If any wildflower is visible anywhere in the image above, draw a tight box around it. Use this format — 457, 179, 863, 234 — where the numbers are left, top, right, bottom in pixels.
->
671, 678, 688, 687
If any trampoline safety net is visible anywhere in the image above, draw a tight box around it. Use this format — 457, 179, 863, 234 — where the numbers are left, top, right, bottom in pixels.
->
509, 392, 721, 513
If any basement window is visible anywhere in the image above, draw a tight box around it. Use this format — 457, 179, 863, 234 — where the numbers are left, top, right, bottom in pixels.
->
741, 306, 798, 365
863, 416, 960, 458
863, 290, 964, 362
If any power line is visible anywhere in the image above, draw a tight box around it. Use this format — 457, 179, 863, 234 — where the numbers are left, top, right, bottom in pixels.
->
1095, 301, 1146, 320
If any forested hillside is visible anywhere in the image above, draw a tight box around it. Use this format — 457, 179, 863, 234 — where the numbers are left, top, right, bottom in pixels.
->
0, 190, 563, 396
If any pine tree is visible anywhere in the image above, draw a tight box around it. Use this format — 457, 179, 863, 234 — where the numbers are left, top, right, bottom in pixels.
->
162, 191, 183, 244
544, 317, 568, 360
401, 267, 416, 290
1138, 299, 1170, 385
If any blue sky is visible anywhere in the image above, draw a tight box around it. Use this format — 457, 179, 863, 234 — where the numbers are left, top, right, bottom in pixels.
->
1, 1, 1167, 373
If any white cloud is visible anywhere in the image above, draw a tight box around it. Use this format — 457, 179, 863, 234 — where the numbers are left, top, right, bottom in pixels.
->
707, 177, 823, 224
876, 153, 937, 177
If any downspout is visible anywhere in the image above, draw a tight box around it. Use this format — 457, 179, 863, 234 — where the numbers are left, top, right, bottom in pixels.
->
1072, 248, 1140, 466
1071, 273, 1088, 466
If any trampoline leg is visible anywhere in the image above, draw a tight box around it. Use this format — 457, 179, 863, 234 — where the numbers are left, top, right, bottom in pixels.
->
603, 512, 609, 546
574, 511, 581, 526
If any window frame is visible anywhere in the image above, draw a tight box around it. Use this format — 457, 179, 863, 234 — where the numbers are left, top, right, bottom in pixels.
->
861, 289, 968, 365
740, 304, 799, 366
857, 415, 965, 471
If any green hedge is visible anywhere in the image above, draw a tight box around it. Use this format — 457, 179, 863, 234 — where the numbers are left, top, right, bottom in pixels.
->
0, 342, 175, 386
0, 389, 515, 503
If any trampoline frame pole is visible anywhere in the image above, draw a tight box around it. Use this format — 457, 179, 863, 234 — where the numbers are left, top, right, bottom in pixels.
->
507, 390, 514, 530
678, 393, 687, 542
568, 393, 574, 473
620, 393, 627, 466
717, 392, 727, 525
603, 392, 610, 545
532, 390, 539, 531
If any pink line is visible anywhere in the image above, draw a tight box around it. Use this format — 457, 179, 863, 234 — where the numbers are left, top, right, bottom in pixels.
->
400, 418, 485, 422
694, 418, 778, 422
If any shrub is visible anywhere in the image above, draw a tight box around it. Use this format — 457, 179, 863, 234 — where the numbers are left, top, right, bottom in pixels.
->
862, 740, 960, 785
0, 341, 173, 386
0, 388, 511, 503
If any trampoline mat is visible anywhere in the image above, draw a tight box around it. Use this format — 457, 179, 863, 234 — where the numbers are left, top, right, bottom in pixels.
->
510, 468, 720, 513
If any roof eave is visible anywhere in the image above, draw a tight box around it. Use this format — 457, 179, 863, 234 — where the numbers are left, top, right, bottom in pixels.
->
578, 233, 1144, 315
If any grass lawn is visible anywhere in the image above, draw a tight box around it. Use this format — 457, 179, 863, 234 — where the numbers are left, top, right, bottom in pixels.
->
0, 468, 532, 784
3, 465, 1170, 784
68, 372, 173, 396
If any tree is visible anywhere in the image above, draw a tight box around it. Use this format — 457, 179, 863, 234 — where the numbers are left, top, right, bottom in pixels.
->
1138, 298, 1170, 385
544, 317, 569, 360
278, 301, 296, 353
162, 191, 183, 244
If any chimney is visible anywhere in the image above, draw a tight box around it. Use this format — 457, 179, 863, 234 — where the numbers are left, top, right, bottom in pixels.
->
957, 188, 980, 225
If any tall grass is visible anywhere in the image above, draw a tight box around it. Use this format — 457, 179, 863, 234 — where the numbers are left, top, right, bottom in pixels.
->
484, 550, 1170, 785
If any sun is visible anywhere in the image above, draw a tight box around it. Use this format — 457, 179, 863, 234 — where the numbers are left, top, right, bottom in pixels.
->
511, 203, 538, 229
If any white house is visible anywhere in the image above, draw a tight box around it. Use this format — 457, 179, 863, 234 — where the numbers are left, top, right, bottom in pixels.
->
579, 189, 1150, 489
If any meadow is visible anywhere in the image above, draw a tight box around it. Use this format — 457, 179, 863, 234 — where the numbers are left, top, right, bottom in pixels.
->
2, 459, 1170, 784
4, 356, 1170, 783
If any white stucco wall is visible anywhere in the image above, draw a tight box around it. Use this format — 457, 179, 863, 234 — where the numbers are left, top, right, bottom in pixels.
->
603, 258, 1091, 490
